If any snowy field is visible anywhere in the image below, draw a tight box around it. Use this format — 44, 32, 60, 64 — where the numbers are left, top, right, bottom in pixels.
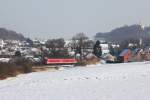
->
0, 62, 150, 100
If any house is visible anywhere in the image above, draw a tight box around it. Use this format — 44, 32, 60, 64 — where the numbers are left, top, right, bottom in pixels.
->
0, 39, 5, 48
132, 48, 150, 62
100, 43, 110, 54
119, 49, 132, 62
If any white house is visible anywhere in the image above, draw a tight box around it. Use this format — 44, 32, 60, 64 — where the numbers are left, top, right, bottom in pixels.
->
0, 39, 5, 48
100, 43, 110, 54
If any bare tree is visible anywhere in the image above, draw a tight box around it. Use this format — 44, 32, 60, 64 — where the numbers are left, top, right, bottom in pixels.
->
71, 33, 93, 60
45, 38, 69, 58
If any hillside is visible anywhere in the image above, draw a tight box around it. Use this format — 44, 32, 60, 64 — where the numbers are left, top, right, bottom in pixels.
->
95, 24, 150, 43
0, 62, 150, 100
0, 28, 25, 40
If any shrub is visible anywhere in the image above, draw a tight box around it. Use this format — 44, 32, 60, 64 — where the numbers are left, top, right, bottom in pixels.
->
0, 57, 33, 79
0, 62, 18, 79
12, 57, 33, 73
74, 60, 87, 66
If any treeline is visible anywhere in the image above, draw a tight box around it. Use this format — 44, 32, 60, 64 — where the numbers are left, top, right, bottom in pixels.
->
0, 28, 25, 40
95, 24, 150, 44
45, 33, 94, 59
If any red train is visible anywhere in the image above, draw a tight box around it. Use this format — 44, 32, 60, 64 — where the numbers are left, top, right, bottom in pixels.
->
46, 58, 77, 65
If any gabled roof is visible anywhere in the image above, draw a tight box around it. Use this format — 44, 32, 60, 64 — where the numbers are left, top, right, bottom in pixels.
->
119, 49, 130, 56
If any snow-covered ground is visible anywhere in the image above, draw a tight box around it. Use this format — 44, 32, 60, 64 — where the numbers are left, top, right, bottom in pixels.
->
0, 62, 150, 100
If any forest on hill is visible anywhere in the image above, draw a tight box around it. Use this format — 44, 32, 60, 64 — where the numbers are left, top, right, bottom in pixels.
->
0, 28, 25, 40
95, 24, 150, 44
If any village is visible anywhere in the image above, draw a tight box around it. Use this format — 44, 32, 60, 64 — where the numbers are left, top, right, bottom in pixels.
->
1, 0, 150, 99
0, 33, 150, 65
0, 25, 150, 80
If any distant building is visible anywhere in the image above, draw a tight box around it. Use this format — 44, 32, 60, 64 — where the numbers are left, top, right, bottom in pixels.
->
0, 39, 5, 48
119, 49, 132, 62
100, 43, 110, 54
94, 37, 106, 43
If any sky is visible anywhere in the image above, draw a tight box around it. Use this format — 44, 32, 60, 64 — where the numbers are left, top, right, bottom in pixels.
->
0, 0, 150, 40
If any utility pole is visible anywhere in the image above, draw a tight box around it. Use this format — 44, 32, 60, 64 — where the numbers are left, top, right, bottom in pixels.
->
139, 22, 145, 48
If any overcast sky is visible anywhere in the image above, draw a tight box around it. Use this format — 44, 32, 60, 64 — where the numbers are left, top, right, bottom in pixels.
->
0, 0, 150, 40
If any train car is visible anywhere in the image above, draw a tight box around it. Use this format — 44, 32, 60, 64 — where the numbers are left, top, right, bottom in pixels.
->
46, 58, 77, 65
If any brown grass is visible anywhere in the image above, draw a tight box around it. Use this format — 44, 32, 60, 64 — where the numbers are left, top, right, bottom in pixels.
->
0, 57, 33, 80
32, 65, 60, 72
0, 62, 59, 80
